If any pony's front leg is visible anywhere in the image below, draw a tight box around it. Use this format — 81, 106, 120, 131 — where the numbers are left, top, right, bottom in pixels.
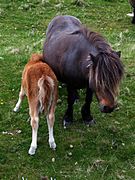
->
63, 87, 79, 128
81, 87, 96, 126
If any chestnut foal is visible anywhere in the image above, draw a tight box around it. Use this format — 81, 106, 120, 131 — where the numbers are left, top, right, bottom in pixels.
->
14, 54, 58, 155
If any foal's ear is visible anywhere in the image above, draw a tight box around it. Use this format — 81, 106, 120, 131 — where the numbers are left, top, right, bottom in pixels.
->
116, 51, 121, 57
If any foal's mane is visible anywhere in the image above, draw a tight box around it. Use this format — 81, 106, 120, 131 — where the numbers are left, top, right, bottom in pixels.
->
81, 27, 124, 100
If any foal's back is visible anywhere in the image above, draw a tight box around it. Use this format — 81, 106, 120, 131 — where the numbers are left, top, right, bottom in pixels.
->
22, 54, 57, 96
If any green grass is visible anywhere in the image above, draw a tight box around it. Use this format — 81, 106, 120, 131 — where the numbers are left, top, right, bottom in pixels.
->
0, 0, 135, 179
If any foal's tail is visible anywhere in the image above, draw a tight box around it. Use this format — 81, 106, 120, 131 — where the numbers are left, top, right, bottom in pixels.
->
29, 53, 43, 62
38, 75, 55, 113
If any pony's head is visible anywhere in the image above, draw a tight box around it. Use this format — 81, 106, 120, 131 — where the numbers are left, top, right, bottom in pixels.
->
89, 51, 124, 113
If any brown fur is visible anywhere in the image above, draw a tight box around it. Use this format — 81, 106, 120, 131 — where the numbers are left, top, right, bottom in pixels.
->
22, 53, 58, 115
14, 53, 58, 155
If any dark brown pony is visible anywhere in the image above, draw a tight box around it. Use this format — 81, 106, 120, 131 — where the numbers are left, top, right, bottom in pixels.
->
43, 15, 124, 127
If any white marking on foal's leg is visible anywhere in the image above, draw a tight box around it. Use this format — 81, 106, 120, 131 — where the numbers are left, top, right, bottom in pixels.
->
13, 86, 25, 112
28, 117, 39, 155
47, 114, 56, 150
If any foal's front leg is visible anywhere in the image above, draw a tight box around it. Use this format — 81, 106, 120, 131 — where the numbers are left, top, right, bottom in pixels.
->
81, 87, 96, 126
13, 86, 25, 112
63, 87, 79, 128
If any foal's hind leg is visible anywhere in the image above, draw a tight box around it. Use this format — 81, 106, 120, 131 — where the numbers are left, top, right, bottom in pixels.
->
28, 100, 39, 155
81, 87, 96, 126
63, 87, 79, 128
47, 104, 56, 150
13, 86, 25, 112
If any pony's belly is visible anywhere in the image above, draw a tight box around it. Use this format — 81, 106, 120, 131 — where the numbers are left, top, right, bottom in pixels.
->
59, 75, 87, 89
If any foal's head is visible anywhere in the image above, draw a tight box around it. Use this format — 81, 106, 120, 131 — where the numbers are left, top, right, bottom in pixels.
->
89, 51, 124, 113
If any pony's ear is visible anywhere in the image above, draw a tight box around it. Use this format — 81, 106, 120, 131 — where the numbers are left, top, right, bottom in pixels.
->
90, 53, 96, 62
90, 53, 99, 67
116, 51, 121, 57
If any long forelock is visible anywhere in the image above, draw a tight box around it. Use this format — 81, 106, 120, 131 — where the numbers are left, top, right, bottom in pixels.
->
81, 27, 124, 100
94, 53, 123, 100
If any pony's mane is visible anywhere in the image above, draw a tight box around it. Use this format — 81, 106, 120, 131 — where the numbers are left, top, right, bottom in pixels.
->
80, 27, 124, 100
81, 26, 112, 53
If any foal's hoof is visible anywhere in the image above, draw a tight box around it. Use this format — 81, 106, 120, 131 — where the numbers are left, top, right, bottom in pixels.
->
84, 119, 96, 127
63, 119, 73, 129
13, 107, 19, 112
28, 146, 36, 155
49, 141, 56, 150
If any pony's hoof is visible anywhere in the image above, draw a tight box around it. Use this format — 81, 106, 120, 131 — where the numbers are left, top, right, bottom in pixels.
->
28, 146, 36, 155
49, 141, 56, 150
63, 119, 73, 129
63, 114, 73, 129
84, 119, 96, 126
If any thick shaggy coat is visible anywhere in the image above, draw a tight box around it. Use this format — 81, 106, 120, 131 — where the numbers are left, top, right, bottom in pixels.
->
43, 15, 124, 127
14, 54, 58, 155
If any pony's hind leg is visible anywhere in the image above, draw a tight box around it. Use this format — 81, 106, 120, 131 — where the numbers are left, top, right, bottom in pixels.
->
13, 86, 25, 112
63, 87, 79, 128
81, 87, 96, 126
28, 100, 39, 155
47, 105, 56, 150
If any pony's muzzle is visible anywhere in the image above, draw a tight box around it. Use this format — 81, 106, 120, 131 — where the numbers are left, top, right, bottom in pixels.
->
100, 104, 115, 113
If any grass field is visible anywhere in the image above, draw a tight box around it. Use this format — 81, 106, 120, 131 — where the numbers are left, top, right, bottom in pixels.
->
0, 0, 135, 179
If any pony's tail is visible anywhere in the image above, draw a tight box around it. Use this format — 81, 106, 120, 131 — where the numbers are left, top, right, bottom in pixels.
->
38, 75, 54, 113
